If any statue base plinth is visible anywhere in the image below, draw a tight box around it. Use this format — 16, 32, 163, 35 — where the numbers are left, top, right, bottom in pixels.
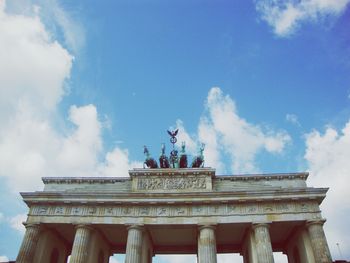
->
130, 168, 215, 193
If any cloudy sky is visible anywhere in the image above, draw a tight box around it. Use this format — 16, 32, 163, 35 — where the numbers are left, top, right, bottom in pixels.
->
0, 0, 350, 262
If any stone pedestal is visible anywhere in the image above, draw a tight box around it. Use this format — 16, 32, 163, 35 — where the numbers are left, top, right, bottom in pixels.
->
16, 223, 42, 263
306, 220, 332, 263
197, 225, 217, 263
70, 224, 93, 263
125, 225, 144, 263
252, 223, 274, 263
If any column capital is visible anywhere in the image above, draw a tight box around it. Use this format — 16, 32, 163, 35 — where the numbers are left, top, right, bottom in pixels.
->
306, 219, 326, 227
74, 224, 94, 231
74, 224, 94, 230
252, 222, 271, 230
198, 224, 217, 231
23, 223, 42, 230
126, 224, 145, 232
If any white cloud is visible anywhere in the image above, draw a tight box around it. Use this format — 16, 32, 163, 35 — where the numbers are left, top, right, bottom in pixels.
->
9, 214, 26, 234
109, 256, 122, 263
56, 105, 102, 175
0, 1, 139, 192
0, 103, 140, 191
217, 254, 244, 263
156, 255, 196, 263
156, 254, 245, 263
173, 119, 197, 156
198, 116, 225, 173
305, 121, 350, 258
4, 0, 85, 54
0, 0, 73, 124
273, 252, 288, 262
47, 0, 85, 54
173, 88, 290, 174
98, 148, 143, 177
256, 0, 350, 36
0, 256, 9, 261
204, 87, 290, 173
286, 113, 301, 126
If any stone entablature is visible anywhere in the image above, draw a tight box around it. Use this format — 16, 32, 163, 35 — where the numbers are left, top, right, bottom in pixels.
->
22, 169, 327, 226
26, 200, 323, 226
41, 169, 309, 192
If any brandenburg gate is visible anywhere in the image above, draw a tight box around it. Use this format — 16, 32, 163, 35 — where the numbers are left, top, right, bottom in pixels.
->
16, 168, 333, 263
16, 131, 333, 263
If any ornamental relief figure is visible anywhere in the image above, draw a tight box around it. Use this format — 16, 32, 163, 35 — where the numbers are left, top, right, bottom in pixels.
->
55, 207, 64, 214
38, 207, 48, 214
31, 200, 319, 219
137, 176, 207, 190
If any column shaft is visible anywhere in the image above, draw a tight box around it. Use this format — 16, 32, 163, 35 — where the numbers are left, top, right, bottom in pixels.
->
253, 223, 274, 263
307, 220, 332, 263
16, 223, 41, 263
125, 225, 144, 263
70, 225, 93, 263
198, 225, 217, 263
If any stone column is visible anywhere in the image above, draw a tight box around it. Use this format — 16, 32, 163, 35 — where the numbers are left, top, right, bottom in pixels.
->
125, 225, 144, 263
252, 223, 274, 263
70, 224, 93, 263
16, 223, 42, 263
197, 225, 217, 263
306, 220, 332, 263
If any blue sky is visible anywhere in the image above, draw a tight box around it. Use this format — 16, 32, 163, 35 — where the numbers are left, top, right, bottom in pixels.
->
0, 0, 350, 262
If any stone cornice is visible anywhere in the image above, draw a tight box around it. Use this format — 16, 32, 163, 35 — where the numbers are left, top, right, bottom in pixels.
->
215, 172, 309, 181
129, 168, 216, 177
21, 187, 328, 206
42, 177, 130, 184
41, 172, 308, 184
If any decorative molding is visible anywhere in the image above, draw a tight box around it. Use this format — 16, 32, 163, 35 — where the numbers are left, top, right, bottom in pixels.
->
42, 177, 130, 184
29, 201, 321, 219
133, 175, 211, 192
214, 172, 309, 181
41, 171, 308, 185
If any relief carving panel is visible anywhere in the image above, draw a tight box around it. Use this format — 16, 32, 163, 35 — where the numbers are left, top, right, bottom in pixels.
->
30, 201, 320, 219
133, 175, 211, 192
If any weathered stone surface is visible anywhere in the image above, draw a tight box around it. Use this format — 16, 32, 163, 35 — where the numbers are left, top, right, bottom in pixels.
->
70, 225, 93, 263
252, 223, 274, 263
307, 220, 332, 263
16, 223, 42, 263
17, 168, 332, 262
198, 225, 217, 263
125, 225, 144, 263
133, 174, 211, 192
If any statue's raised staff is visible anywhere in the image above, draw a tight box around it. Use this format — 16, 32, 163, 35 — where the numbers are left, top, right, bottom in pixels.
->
159, 143, 170, 168
191, 143, 205, 168
179, 142, 188, 168
143, 146, 158, 168
168, 129, 179, 168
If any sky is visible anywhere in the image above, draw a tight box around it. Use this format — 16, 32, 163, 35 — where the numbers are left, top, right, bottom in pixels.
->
0, 0, 350, 262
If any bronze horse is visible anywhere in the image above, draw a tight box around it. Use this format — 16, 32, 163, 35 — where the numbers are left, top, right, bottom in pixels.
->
191, 144, 205, 168
143, 146, 158, 168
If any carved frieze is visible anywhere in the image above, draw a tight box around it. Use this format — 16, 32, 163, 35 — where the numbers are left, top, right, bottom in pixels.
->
132, 174, 211, 192
30, 201, 320, 219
